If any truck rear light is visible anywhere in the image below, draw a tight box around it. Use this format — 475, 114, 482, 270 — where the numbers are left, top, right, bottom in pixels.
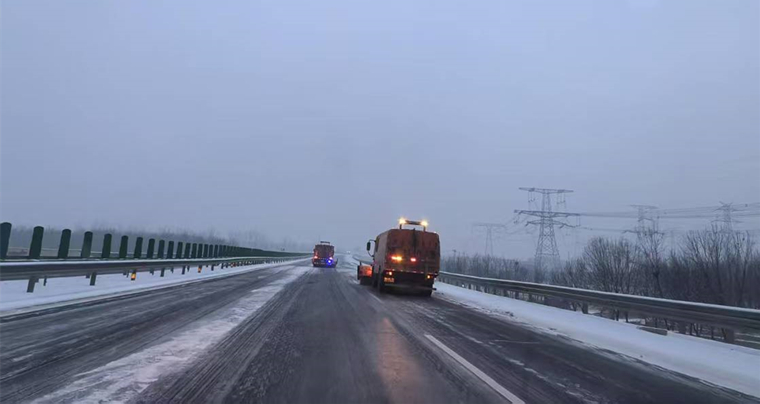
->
385, 270, 394, 276
391, 255, 403, 262
426, 274, 432, 279
410, 257, 417, 263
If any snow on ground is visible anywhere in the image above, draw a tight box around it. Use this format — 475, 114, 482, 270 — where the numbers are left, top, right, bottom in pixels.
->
0, 258, 309, 313
347, 254, 373, 267
435, 283, 760, 398
30, 264, 313, 404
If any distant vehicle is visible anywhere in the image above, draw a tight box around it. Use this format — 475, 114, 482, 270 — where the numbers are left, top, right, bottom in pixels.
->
359, 218, 440, 297
312, 241, 336, 267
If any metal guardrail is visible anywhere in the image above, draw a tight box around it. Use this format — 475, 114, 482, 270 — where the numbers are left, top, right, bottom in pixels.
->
0, 256, 311, 292
351, 254, 372, 265
437, 271, 760, 332
0, 222, 307, 261
0, 221, 312, 292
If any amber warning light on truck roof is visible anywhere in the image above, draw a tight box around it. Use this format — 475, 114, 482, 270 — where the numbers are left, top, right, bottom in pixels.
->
398, 218, 429, 230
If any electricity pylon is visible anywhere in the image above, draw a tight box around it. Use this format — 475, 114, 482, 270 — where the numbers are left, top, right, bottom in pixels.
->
515, 188, 578, 271
472, 222, 507, 256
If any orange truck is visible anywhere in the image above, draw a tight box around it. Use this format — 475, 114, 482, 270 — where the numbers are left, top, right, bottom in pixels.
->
358, 218, 440, 297
312, 241, 336, 267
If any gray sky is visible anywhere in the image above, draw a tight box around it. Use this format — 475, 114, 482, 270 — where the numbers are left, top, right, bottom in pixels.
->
2, 0, 758, 257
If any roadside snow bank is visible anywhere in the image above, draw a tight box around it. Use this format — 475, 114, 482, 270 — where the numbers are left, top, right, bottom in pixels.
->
0, 258, 309, 313
435, 283, 760, 398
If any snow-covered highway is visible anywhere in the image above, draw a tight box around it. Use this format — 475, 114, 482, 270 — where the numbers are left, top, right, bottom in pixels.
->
0, 256, 757, 403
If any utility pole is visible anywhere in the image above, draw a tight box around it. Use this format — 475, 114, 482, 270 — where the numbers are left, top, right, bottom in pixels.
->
515, 188, 578, 271
472, 222, 507, 256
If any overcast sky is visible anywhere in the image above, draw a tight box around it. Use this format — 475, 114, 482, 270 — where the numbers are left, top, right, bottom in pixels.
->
1, 0, 758, 257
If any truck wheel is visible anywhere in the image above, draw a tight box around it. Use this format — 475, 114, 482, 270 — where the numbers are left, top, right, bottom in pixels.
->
372, 271, 378, 287
359, 277, 371, 285
420, 289, 433, 297
377, 274, 386, 293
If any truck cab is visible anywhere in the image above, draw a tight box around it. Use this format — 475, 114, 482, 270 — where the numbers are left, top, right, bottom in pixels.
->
359, 218, 440, 297
312, 241, 336, 267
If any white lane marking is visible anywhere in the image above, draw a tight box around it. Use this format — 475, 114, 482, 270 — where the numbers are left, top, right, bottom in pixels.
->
369, 293, 384, 304
425, 334, 526, 404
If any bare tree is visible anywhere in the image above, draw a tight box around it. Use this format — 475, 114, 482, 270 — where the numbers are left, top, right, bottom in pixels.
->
583, 237, 641, 295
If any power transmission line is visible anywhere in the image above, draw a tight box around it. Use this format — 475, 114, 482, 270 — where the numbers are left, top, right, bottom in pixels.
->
578, 202, 760, 220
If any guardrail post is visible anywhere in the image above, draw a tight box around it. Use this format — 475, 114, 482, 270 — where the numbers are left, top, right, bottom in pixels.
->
167, 241, 175, 259
102, 234, 112, 259
57, 229, 72, 259
174, 241, 183, 273
0, 222, 11, 259
191, 243, 198, 258
119, 236, 129, 259
27, 276, 38, 293
134, 237, 143, 259
147, 238, 155, 258
157, 240, 165, 258
29, 226, 44, 259
90, 272, 97, 286
81, 231, 93, 258
160, 268, 166, 277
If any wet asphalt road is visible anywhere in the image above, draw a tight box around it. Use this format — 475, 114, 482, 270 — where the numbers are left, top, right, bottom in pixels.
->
1, 257, 756, 404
